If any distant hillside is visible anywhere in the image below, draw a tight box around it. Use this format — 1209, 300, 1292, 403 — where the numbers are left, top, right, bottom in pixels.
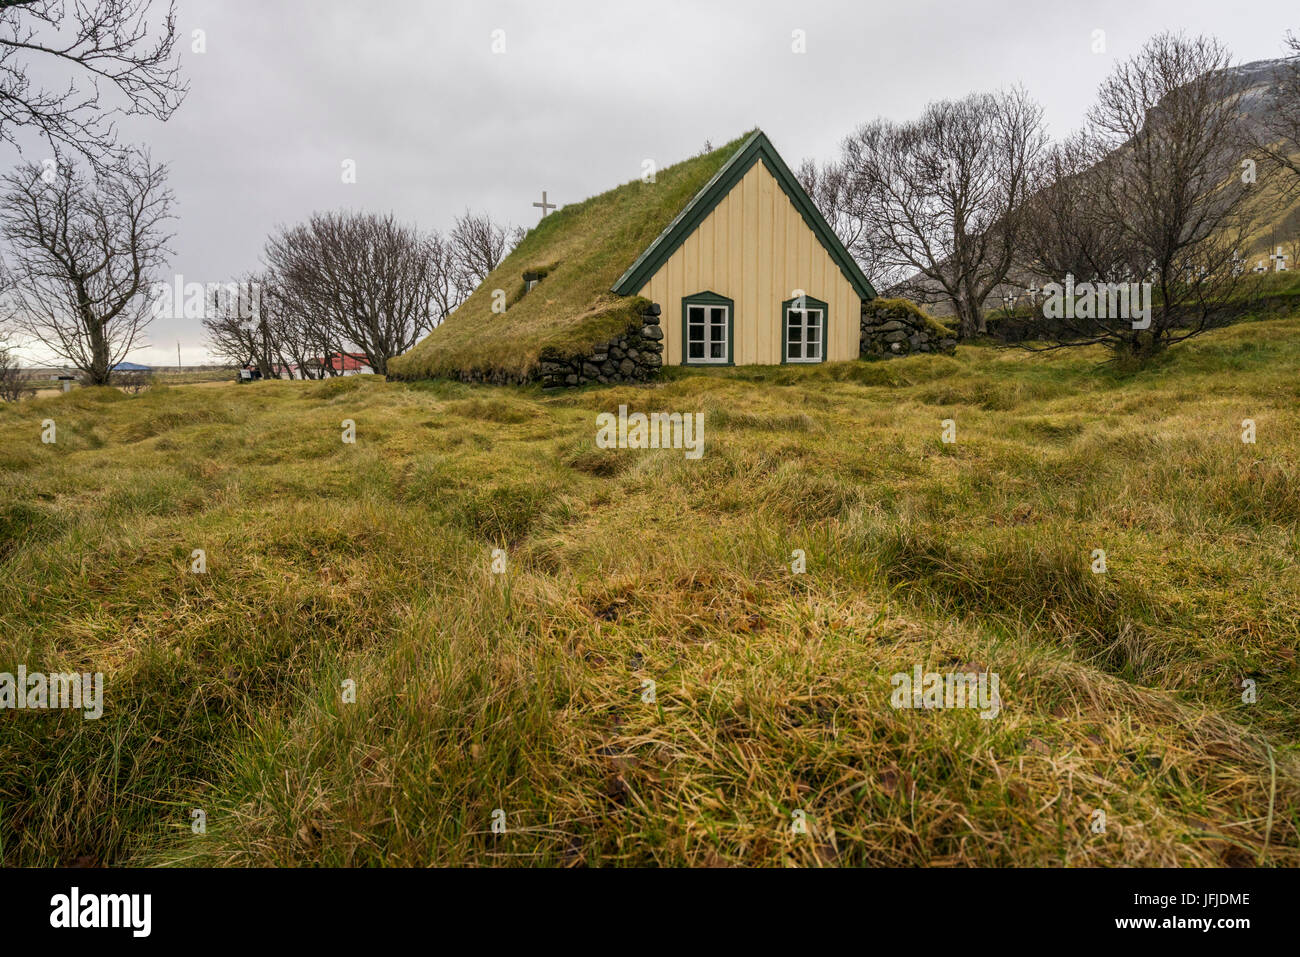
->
912, 56, 1300, 315
1229, 58, 1300, 257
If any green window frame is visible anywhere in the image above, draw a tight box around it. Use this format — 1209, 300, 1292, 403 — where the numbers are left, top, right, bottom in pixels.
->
782, 295, 828, 364
681, 291, 734, 365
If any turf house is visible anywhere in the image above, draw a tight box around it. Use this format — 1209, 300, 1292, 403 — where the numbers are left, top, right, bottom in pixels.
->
389, 130, 885, 386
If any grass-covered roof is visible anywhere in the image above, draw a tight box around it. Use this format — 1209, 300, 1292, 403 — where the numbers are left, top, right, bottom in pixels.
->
388, 132, 753, 381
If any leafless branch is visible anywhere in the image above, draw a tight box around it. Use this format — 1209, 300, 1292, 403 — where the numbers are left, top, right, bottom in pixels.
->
0, 149, 173, 383
0, 0, 187, 167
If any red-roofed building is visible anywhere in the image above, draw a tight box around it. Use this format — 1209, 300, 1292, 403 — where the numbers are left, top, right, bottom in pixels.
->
301, 352, 375, 377
243, 353, 375, 380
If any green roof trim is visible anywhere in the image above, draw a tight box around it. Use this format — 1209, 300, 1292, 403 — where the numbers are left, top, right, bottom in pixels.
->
612, 130, 878, 301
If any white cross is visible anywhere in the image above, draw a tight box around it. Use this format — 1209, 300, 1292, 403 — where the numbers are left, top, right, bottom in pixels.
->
1270, 246, 1288, 272
533, 190, 556, 219
1026, 284, 1040, 301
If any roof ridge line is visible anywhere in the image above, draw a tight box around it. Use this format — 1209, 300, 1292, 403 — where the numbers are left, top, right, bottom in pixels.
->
610, 130, 764, 294
611, 130, 876, 300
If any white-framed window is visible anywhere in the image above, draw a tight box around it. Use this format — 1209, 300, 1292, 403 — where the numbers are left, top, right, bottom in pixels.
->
784, 297, 827, 363
683, 293, 732, 364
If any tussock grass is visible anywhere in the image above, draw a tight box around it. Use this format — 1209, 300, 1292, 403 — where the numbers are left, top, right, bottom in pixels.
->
1, 318, 1298, 866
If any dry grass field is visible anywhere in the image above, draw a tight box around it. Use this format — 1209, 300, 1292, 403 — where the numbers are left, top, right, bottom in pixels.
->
1, 319, 1297, 866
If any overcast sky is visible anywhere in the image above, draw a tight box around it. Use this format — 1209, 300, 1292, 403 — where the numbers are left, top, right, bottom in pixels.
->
7, 0, 1298, 365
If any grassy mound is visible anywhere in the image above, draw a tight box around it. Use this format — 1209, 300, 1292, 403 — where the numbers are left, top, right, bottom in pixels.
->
388, 133, 752, 382
2, 318, 1298, 866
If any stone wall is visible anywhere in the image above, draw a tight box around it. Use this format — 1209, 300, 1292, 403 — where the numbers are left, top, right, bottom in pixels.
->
860, 298, 957, 358
450, 368, 534, 385
539, 304, 664, 388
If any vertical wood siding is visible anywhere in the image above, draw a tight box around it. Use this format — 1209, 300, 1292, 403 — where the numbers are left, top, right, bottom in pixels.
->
639, 162, 861, 365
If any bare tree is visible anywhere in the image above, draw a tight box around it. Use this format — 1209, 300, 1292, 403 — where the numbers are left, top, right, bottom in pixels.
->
200, 274, 275, 376
1030, 33, 1254, 359
839, 87, 1046, 337
114, 368, 150, 393
265, 211, 440, 376
200, 314, 254, 373
0, 151, 172, 384
449, 210, 517, 290
427, 229, 467, 327
796, 157, 892, 289
263, 277, 337, 379
240, 210, 519, 376
0, 0, 186, 166
0, 340, 34, 400
1017, 133, 1134, 284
